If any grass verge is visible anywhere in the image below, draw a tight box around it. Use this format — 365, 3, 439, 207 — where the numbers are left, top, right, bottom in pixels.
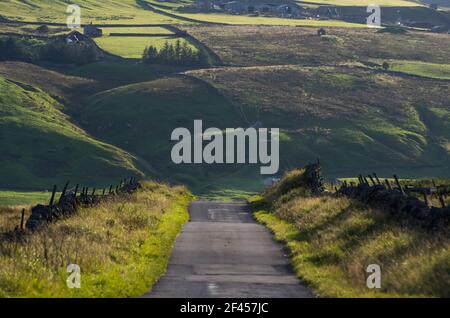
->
251, 170, 450, 297
0, 181, 193, 297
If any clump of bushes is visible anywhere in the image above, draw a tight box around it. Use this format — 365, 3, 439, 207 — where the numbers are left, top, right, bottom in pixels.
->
0, 35, 101, 65
143, 40, 209, 66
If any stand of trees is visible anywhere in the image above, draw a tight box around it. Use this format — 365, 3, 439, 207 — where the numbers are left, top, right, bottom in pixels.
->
0, 35, 100, 65
143, 40, 209, 66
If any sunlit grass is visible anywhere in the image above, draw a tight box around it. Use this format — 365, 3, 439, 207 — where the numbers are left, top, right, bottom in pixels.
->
252, 169, 450, 297
381, 60, 450, 80
101, 27, 174, 35
0, 191, 54, 206
0, 181, 193, 297
95, 36, 194, 58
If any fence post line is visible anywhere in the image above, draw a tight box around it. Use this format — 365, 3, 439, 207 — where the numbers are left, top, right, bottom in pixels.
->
393, 175, 405, 196
363, 176, 370, 185
92, 188, 96, 196
438, 194, 446, 208
49, 185, 57, 207
59, 181, 70, 202
373, 173, 381, 185
61, 181, 70, 196
74, 184, 79, 197
368, 175, 376, 186
20, 208, 25, 230
357, 175, 363, 185
102, 188, 106, 195
109, 185, 113, 194
385, 179, 392, 191
422, 192, 429, 207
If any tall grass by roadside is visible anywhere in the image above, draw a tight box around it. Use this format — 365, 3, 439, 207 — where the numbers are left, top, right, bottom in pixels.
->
0, 181, 193, 297
251, 170, 450, 297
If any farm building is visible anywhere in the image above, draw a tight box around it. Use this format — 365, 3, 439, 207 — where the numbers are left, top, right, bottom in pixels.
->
187, 0, 304, 17
221, 0, 303, 16
83, 23, 102, 38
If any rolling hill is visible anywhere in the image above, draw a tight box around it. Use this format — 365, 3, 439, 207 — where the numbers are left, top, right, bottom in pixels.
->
187, 65, 450, 178
0, 75, 144, 190
75, 75, 265, 195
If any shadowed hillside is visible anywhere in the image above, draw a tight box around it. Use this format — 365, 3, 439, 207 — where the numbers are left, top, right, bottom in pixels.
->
0, 76, 144, 189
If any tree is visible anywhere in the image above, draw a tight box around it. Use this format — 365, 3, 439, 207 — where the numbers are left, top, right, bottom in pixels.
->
196, 49, 209, 66
141, 41, 209, 67
174, 39, 182, 63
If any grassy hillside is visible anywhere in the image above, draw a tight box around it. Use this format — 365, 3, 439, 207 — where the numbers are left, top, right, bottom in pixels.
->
0, 181, 193, 297
252, 169, 450, 297
0, 75, 144, 189
0, 61, 100, 101
185, 26, 450, 66
188, 65, 450, 178
0, 0, 180, 24
75, 64, 449, 192
75, 75, 266, 194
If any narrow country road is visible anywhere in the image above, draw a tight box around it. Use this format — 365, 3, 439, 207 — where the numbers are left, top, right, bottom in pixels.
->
143, 201, 314, 298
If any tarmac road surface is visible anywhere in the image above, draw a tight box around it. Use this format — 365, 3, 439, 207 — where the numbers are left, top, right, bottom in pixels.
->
143, 201, 314, 298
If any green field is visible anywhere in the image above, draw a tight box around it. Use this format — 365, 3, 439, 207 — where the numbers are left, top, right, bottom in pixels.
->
0, 191, 55, 206
100, 27, 174, 35
0, 0, 179, 24
378, 60, 450, 80
95, 36, 194, 58
168, 11, 364, 27
294, 0, 421, 6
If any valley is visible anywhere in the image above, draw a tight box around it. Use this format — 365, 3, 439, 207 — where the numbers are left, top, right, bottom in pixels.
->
0, 0, 449, 201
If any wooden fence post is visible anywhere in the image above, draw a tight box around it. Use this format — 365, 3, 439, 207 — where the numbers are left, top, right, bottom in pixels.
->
49, 185, 57, 207
422, 192, 429, 207
373, 173, 381, 185
358, 175, 363, 185
393, 175, 405, 196
363, 176, 370, 185
20, 208, 25, 230
102, 188, 106, 195
367, 175, 376, 186
438, 194, 446, 208
92, 188, 96, 196
109, 185, 113, 194
74, 184, 79, 197
59, 181, 70, 202
385, 179, 392, 191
